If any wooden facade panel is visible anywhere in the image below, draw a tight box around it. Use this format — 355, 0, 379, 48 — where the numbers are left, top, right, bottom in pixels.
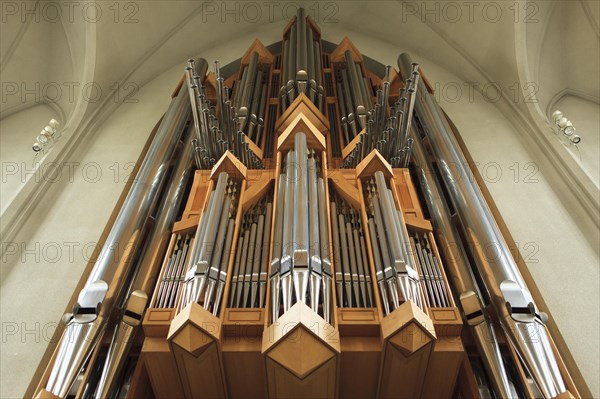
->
142, 338, 184, 399
339, 338, 381, 399
421, 337, 465, 399
223, 350, 267, 399
265, 356, 337, 399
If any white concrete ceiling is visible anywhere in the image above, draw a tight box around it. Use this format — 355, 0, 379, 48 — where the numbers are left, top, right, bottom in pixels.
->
2, 0, 597, 230
1, 0, 598, 122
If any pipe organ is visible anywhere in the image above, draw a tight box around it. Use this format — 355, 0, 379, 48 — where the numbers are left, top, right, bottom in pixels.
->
33, 9, 580, 399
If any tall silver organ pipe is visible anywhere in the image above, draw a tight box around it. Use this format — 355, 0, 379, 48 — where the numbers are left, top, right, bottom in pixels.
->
45, 79, 191, 398
409, 126, 513, 398
398, 52, 566, 398
280, 7, 323, 111
94, 126, 196, 398
270, 133, 332, 322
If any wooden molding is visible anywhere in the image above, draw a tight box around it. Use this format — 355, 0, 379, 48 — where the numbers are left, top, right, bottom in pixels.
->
241, 39, 274, 65
330, 37, 364, 64
355, 150, 393, 180
337, 308, 380, 337
276, 92, 329, 134
204, 71, 217, 101
182, 170, 212, 220
421, 337, 465, 399
34, 389, 61, 399
168, 302, 227, 398
171, 73, 185, 98
341, 129, 365, 160
221, 336, 268, 398
240, 172, 275, 214
142, 338, 185, 398
143, 308, 177, 338
282, 15, 297, 37
211, 150, 248, 183
388, 68, 404, 99
172, 216, 200, 234
276, 113, 327, 153
428, 307, 463, 338
379, 301, 436, 398
392, 169, 425, 221
306, 15, 321, 36
262, 302, 340, 398
328, 169, 362, 210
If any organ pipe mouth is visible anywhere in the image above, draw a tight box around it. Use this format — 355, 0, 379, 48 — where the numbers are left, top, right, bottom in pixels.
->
399, 50, 567, 399
94, 290, 148, 399
45, 319, 106, 397
44, 72, 191, 398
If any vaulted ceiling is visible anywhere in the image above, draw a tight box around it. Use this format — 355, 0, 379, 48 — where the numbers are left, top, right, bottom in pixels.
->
2, 0, 598, 123
1, 0, 598, 223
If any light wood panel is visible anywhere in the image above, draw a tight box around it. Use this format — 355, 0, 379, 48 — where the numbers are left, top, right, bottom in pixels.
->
168, 303, 227, 399
262, 302, 340, 398
378, 301, 436, 399
142, 338, 185, 399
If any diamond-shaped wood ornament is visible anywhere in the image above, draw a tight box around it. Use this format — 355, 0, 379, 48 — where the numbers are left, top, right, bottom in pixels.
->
267, 324, 336, 379
378, 301, 436, 399
262, 302, 340, 379
171, 323, 214, 357
168, 302, 222, 346
381, 301, 436, 356
388, 322, 432, 357
167, 302, 227, 398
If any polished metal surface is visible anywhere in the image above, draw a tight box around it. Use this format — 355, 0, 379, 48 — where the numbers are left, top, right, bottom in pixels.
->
364, 173, 422, 314
308, 157, 322, 314
270, 133, 331, 322
280, 8, 322, 110
188, 59, 264, 169
230, 197, 272, 309
181, 172, 238, 315
335, 50, 372, 152
317, 178, 332, 322
330, 190, 374, 309
42, 19, 574, 398
292, 133, 310, 305
280, 150, 296, 317
399, 52, 566, 398
94, 126, 196, 398
95, 290, 147, 399
45, 80, 191, 398
342, 62, 418, 168
270, 174, 286, 319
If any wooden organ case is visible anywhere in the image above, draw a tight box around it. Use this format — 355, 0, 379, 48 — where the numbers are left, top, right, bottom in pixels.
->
31, 9, 582, 399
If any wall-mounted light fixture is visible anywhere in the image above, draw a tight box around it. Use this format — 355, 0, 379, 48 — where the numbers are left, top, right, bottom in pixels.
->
32, 119, 61, 158
551, 110, 581, 144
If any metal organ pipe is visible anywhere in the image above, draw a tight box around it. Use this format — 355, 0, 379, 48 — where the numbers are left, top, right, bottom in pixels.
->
94, 125, 196, 399
270, 133, 331, 323
45, 78, 191, 398
280, 8, 323, 111
398, 52, 566, 398
409, 125, 513, 398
